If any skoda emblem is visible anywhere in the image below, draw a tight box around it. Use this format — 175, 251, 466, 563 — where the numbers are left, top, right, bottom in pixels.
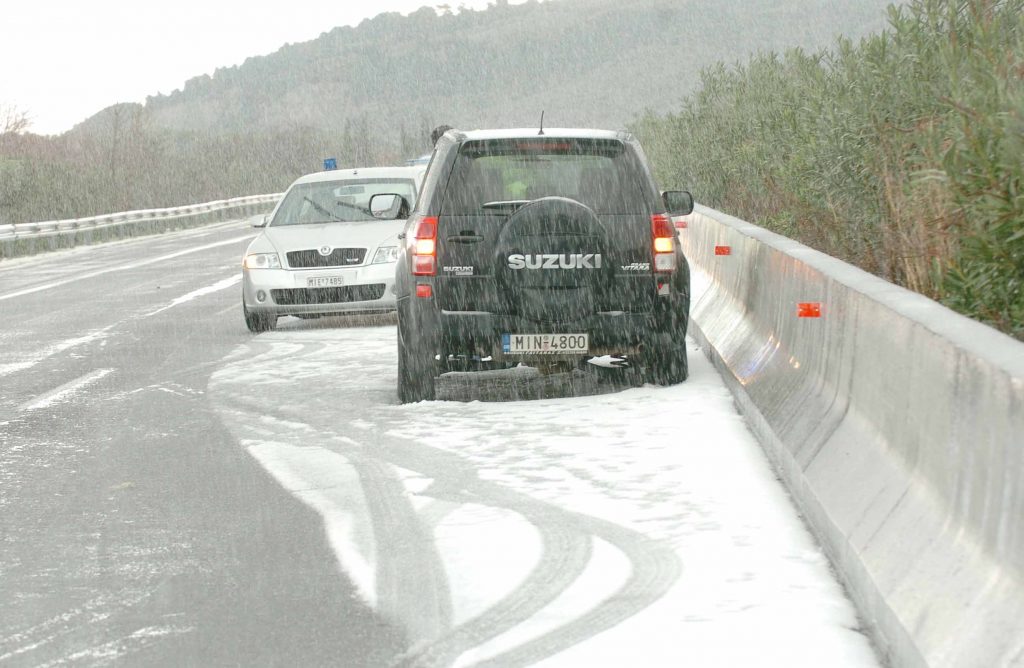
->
318, 245, 332, 257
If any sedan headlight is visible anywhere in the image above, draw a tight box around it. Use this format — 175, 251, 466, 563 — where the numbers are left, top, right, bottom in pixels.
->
244, 252, 282, 269
371, 246, 399, 264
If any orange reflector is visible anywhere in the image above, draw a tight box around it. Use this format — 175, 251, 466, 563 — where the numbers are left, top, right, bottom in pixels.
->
416, 284, 433, 299
797, 302, 822, 318
715, 245, 731, 256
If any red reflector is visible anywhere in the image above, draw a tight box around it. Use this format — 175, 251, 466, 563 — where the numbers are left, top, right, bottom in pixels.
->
514, 141, 573, 151
416, 284, 433, 299
715, 245, 731, 256
414, 217, 437, 240
797, 302, 822, 318
674, 219, 688, 229
651, 213, 674, 238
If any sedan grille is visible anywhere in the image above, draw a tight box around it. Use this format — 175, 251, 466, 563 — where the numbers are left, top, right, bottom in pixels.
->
287, 248, 366, 268
271, 284, 386, 305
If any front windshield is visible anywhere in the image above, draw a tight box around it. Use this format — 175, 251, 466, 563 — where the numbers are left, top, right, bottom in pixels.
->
270, 178, 416, 226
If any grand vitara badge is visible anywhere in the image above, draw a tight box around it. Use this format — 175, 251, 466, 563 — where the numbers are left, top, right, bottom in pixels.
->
507, 253, 602, 269
318, 245, 332, 256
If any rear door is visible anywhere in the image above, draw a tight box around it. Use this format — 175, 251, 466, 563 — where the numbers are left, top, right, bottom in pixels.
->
434, 137, 657, 315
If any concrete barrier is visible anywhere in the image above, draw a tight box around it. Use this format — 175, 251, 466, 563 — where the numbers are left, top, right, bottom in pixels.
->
678, 204, 1024, 667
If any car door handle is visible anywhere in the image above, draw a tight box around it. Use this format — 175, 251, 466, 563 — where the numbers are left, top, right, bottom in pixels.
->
447, 235, 484, 244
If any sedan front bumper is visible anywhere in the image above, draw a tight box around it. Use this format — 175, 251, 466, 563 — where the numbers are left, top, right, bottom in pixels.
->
243, 262, 397, 317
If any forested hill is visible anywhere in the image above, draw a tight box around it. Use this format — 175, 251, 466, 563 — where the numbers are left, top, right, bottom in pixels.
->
132, 0, 895, 140
3, 0, 900, 227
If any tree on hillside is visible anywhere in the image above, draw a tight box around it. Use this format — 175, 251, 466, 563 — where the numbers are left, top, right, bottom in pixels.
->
1, 104, 31, 135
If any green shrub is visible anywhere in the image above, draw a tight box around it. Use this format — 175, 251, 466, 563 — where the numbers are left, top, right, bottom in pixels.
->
636, 0, 1023, 339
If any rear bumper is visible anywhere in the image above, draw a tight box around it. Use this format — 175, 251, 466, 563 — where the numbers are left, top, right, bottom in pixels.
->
405, 300, 663, 360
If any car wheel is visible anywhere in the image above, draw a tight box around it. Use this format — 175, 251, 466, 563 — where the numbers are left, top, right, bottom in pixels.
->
642, 310, 689, 386
645, 338, 688, 385
244, 303, 277, 333
397, 305, 435, 403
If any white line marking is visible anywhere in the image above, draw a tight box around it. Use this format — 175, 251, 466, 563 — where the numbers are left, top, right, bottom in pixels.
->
213, 302, 240, 317
0, 235, 251, 302
18, 368, 115, 411
0, 328, 113, 378
143, 275, 241, 317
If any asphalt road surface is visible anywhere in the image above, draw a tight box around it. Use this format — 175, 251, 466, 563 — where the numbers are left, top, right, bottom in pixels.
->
1, 222, 406, 666
0, 220, 879, 667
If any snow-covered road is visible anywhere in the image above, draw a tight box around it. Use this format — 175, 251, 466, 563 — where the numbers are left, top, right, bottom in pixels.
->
209, 319, 880, 667
1, 218, 882, 666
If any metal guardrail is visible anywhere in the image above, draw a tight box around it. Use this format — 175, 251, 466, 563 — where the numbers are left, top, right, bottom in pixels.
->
0, 193, 283, 244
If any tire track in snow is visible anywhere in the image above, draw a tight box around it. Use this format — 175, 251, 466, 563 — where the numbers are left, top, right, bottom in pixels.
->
357, 455, 455, 644
384, 457, 679, 668
218, 389, 602, 668
470, 512, 679, 667
393, 491, 593, 668
209, 331, 682, 667
211, 363, 454, 648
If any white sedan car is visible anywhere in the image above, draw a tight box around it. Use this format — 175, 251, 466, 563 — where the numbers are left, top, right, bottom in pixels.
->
242, 166, 424, 332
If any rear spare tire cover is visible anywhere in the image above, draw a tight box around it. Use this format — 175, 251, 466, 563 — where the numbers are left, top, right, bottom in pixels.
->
493, 197, 610, 323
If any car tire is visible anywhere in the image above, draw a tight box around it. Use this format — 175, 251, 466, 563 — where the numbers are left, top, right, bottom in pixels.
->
244, 303, 277, 333
642, 309, 689, 386
493, 197, 610, 323
644, 337, 689, 385
397, 305, 435, 403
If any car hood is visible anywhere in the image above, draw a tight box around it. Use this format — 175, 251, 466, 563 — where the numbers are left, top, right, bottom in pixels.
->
252, 220, 405, 255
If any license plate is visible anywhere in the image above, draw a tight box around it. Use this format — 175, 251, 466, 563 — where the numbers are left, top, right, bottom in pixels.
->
502, 333, 589, 355
307, 276, 344, 288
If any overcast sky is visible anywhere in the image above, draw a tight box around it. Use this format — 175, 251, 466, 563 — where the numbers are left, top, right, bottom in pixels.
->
1, 1, 518, 136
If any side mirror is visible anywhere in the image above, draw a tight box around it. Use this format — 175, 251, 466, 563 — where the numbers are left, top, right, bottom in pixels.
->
662, 190, 694, 216
369, 193, 411, 219
253, 214, 269, 228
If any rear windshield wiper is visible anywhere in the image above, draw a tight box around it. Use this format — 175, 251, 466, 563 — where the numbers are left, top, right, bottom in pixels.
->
481, 200, 531, 214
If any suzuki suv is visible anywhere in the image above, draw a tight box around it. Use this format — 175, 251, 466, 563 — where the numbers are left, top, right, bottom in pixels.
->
395, 128, 694, 402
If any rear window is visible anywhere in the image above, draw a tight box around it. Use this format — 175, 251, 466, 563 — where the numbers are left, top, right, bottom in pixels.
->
441, 138, 648, 215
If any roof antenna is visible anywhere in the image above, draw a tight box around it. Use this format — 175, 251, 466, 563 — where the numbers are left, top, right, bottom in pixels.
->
538, 110, 545, 136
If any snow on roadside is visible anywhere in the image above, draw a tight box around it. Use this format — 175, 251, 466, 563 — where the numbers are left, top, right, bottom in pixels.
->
209, 322, 880, 667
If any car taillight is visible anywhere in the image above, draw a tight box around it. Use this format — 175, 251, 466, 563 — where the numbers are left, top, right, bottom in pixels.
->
412, 216, 438, 276
652, 213, 675, 273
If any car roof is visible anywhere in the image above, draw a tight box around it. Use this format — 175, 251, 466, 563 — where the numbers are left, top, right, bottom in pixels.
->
452, 128, 632, 142
290, 165, 426, 186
